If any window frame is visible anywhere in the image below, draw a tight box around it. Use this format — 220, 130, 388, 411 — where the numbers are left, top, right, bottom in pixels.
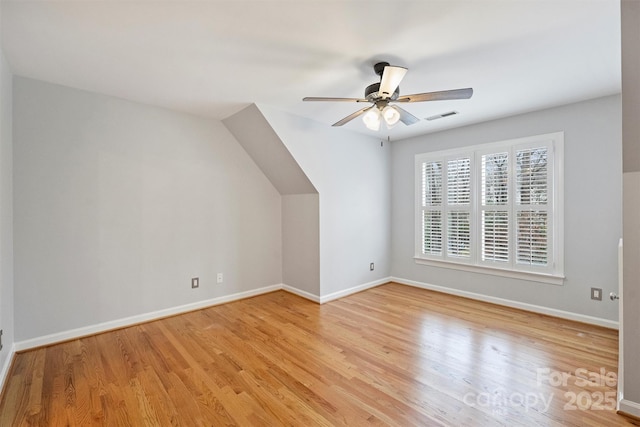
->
414, 132, 564, 285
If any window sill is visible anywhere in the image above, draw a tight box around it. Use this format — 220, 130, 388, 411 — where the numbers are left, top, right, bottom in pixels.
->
413, 257, 565, 286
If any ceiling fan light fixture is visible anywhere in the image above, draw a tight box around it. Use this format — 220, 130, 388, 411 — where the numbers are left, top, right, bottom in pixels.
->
363, 108, 381, 131
382, 105, 401, 128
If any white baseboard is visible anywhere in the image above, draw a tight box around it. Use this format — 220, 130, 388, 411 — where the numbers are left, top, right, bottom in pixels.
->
391, 277, 619, 330
281, 284, 320, 303
318, 277, 391, 304
0, 343, 16, 396
282, 277, 391, 304
14, 284, 282, 352
619, 399, 640, 419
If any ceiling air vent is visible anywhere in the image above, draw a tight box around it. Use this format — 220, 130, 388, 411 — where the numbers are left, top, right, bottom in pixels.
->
426, 111, 459, 121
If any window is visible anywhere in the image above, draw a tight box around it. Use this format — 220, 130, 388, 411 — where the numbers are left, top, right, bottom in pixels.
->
415, 132, 564, 284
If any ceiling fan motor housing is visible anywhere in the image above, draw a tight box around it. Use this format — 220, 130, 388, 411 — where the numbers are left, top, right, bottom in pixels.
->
365, 83, 400, 102
373, 61, 390, 77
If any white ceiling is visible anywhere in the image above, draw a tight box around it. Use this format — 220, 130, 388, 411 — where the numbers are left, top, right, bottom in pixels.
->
1, 0, 621, 141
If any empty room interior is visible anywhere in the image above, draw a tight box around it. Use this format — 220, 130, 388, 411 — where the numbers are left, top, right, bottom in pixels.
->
1, 0, 640, 425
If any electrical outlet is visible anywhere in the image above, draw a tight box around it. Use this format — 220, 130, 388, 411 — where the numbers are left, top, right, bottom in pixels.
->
191, 277, 199, 289
591, 287, 602, 301
370, 262, 375, 271
217, 273, 223, 284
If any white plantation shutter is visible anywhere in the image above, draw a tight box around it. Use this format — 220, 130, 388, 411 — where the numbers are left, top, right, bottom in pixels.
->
515, 147, 550, 267
482, 211, 509, 262
447, 158, 471, 205
423, 211, 442, 255
417, 156, 473, 261
448, 211, 470, 258
422, 161, 442, 206
517, 147, 548, 205
421, 161, 443, 256
482, 152, 508, 206
415, 133, 562, 282
481, 152, 509, 264
446, 157, 471, 259
517, 211, 548, 265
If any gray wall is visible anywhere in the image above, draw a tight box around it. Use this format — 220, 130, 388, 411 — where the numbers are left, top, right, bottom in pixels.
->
13, 77, 283, 341
621, 0, 640, 411
259, 105, 391, 297
223, 104, 316, 195
282, 193, 320, 296
223, 104, 320, 297
391, 95, 622, 321
0, 21, 14, 375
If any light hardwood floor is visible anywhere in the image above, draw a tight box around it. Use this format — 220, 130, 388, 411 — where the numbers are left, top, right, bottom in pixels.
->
0, 282, 637, 426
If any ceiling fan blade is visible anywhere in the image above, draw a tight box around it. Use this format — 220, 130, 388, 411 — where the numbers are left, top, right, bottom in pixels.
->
303, 96, 368, 102
379, 66, 407, 99
392, 105, 420, 126
332, 106, 374, 127
396, 88, 473, 103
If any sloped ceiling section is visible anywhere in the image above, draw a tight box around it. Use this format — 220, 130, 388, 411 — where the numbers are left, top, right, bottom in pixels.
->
223, 104, 316, 195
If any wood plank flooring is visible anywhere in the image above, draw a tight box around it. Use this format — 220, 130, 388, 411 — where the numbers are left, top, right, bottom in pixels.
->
0, 282, 637, 426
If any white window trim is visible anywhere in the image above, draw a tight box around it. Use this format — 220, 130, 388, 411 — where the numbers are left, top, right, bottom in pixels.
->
412, 257, 565, 285
414, 132, 564, 285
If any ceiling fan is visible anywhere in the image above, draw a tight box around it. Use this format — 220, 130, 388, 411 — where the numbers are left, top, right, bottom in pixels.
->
303, 62, 473, 131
